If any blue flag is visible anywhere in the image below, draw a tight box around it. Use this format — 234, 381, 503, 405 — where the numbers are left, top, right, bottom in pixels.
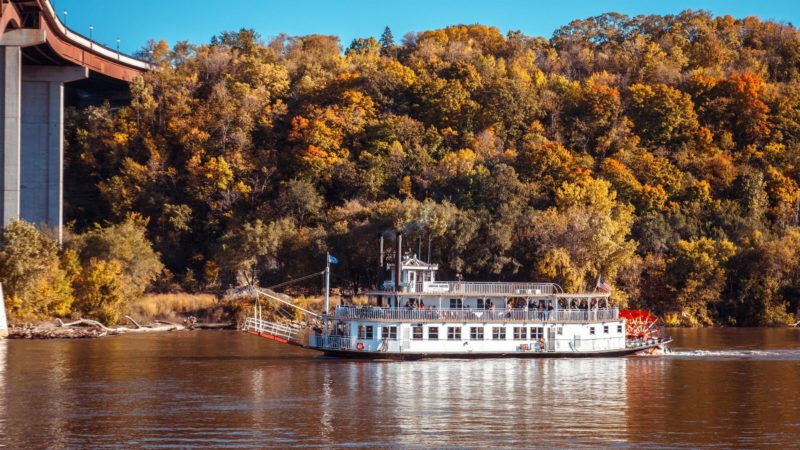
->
328, 255, 339, 265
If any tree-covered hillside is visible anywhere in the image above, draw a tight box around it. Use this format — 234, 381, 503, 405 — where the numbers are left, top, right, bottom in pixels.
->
62, 11, 800, 326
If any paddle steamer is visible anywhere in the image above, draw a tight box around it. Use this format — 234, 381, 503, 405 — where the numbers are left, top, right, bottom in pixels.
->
243, 235, 670, 359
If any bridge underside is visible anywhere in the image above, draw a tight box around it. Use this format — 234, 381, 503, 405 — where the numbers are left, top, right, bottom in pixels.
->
0, 0, 148, 240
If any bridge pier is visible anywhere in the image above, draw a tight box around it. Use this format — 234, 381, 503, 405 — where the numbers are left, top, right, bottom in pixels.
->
0, 30, 45, 230
20, 66, 87, 241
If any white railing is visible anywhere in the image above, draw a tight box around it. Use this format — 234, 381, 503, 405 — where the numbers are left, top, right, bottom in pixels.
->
309, 334, 354, 350
381, 281, 562, 295
333, 306, 618, 323
242, 317, 304, 343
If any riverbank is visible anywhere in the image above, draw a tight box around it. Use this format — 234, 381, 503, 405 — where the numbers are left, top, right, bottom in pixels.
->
7, 316, 237, 339
5, 291, 333, 339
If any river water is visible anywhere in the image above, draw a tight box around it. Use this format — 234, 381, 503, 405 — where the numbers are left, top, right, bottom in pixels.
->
1, 328, 799, 448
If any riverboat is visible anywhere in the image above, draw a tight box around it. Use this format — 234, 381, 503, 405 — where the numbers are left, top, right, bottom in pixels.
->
242, 236, 671, 359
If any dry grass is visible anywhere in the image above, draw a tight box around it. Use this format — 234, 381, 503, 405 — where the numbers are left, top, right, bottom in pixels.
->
126, 292, 367, 324
299, 294, 368, 312
129, 293, 218, 321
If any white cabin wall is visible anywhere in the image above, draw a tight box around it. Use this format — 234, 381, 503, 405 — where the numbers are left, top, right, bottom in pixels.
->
342, 317, 627, 354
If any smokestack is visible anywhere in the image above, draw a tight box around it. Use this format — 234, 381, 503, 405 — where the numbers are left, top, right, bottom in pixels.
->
395, 233, 403, 292
378, 234, 385, 284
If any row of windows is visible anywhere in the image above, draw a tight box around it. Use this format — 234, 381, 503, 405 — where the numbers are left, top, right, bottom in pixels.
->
416, 326, 547, 341
358, 325, 397, 339
359, 324, 624, 340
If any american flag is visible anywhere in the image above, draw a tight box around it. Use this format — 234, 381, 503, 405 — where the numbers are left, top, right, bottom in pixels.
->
596, 275, 612, 293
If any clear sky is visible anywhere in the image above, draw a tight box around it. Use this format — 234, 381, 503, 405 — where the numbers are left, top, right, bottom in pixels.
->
52, 0, 800, 55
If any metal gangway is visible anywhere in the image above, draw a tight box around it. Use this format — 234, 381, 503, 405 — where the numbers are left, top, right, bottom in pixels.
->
242, 316, 306, 346
240, 263, 331, 348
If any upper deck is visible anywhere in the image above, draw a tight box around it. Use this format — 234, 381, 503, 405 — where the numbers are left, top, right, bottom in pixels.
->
370, 281, 566, 297
332, 305, 619, 323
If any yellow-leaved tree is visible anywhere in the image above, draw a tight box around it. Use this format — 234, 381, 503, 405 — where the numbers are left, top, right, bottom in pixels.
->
532, 177, 636, 302
0, 220, 74, 320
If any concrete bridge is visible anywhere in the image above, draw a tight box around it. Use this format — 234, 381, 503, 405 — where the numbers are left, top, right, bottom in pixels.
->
0, 0, 150, 240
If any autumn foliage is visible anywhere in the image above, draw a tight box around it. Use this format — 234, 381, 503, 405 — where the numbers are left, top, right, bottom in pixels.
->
47, 12, 800, 326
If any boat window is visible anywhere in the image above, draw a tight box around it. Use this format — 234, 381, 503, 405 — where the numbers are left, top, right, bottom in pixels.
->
617, 325, 623, 334
428, 326, 439, 340
513, 327, 527, 340
358, 325, 374, 339
469, 327, 484, 340
590, 327, 596, 335
492, 327, 506, 340
603, 325, 609, 334
530, 327, 544, 339
412, 326, 423, 340
382, 326, 397, 339
449, 298, 463, 309
557, 327, 563, 335
447, 326, 462, 340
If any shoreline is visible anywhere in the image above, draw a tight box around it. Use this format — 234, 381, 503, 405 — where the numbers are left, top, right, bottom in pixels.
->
7, 318, 798, 341
7, 317, 237, 340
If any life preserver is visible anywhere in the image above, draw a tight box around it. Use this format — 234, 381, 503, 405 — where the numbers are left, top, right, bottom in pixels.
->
356, 342, 365, 351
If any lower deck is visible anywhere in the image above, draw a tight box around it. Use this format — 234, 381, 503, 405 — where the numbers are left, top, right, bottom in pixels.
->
313, 320, 631, 355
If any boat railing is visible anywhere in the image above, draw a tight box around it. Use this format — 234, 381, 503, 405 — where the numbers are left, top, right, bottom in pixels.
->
381, 281, 563, 295
309, 334, 354, 350
333, 306, 618, 323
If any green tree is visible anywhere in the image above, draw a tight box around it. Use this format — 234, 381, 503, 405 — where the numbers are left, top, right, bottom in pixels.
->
70, 215, 163, 300
380, 26, 395, 56
216, 218, 297, 286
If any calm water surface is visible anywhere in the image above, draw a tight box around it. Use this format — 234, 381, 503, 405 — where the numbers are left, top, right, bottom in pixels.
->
1, 328, 799, 448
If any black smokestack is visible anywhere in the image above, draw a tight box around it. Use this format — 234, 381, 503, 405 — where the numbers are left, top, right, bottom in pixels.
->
395, 232, 403, 292
377, 234, 385, 306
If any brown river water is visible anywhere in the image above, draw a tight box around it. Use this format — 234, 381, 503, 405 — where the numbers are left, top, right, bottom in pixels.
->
1, 328, 799, 448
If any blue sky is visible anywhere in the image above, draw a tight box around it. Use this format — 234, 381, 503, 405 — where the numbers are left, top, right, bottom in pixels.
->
52, 0, 800, 55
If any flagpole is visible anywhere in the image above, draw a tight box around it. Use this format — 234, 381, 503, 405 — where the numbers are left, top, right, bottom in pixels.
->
324, 253, 330, 338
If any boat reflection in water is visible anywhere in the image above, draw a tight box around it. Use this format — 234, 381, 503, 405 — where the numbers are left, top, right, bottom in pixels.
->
248, 355, 673, 447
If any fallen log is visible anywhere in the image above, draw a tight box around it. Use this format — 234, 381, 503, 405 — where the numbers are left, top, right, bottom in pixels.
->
11, 317, 187, 339
56, 318, 110, 331
11, 321, 106, 339
124, 315, 142, 329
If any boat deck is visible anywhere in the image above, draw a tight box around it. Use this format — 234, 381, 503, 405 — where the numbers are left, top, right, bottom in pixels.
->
332, 306, 619, 323
368, 281, 567, 297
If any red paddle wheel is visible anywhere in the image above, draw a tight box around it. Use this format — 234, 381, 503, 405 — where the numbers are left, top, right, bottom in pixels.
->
619, 310, 662, 341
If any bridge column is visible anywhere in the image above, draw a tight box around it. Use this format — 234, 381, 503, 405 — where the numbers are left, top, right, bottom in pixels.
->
0, 29, 45, 228
20, 66, 87, 241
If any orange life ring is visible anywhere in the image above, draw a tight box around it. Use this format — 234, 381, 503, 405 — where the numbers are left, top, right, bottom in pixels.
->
356, 342, 365, 351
